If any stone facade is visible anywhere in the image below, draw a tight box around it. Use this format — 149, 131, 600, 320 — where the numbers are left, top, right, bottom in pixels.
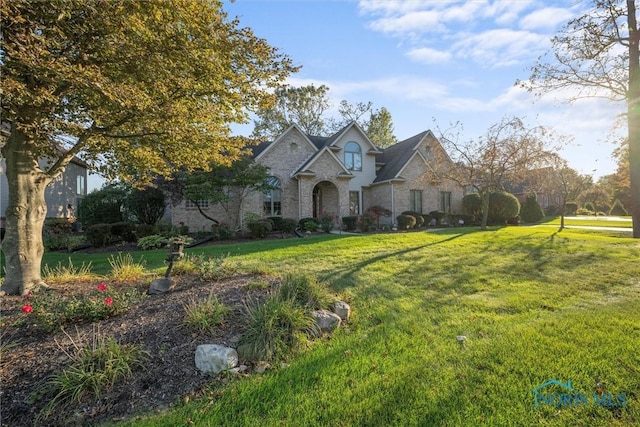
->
169, 123, 465, 231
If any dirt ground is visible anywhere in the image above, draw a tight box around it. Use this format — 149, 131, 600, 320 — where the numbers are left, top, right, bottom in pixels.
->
0, 272, 270, 427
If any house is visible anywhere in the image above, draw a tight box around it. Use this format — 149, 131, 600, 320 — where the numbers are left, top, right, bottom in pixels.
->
170, 122, 465, 231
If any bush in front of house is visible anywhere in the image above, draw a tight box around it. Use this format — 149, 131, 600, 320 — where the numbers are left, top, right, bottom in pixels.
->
123, 186, 165, 225
299, 218, 318, 232
401, 211, 424, 228
247, 219, 273, 238
280, 218, 298, 234
462, 193, 482, 219
78, 184, 126, 226
428, 211, 446, 224
520, 194, 545, 223
609, 199, 628, 216
397, 214, 416, 230
342, 216, 358, 231
358, 211, 377, 232
576, 207, 594, 216
84, 224, 112, 248
564, 202, 578, 216
267, 216, 284, 231
487, 191, 520, 225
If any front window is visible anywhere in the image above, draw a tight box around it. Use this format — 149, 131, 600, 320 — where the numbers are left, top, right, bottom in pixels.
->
410, 190, 423, 213
344, 142, 362, 171
440, 191, 452, 214
186, 200, 209, 210
349, 191, 360, 215
76, 175, 85, 195
264, 176, 282, 216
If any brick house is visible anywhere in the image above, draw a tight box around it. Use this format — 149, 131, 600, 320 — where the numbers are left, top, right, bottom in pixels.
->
170, 122, 464, 231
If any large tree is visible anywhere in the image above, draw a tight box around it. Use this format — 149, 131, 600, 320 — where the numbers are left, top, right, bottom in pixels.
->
519, 0, 639, 237
0, 0, 297, 295
434, 116, 559, 230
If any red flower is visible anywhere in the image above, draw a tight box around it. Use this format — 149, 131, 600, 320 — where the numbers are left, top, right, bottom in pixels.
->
104, 297, 113, 306
22, 304, 33, 314
97, 283, 107, 292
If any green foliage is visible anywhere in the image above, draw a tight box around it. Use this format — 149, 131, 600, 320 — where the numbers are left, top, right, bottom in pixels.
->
124, 186, 165, 225
396, 214, 416, 229
299, 218, 319, 232
564, 201, 578, 215
318, 212, 337, 233
267, 216, 284, 231
487, 191, 520, 224
342, 216, 358, 231
277, 272, 334, 311
84, 224, 113, 248
182, 293, 230, 334
239, 294, 316, 362
134, 223, 156, 239
576, 207, 594, 216
401, 211, 424, 228
42, 335, 147, 418
584, 201, 595, 212
246, 277, 272, 291
22, 284, 145, 332
136, 234, 168, 251
519, 194, 545, 223
110, 221, 136, 242
43, 219, 84, 252
42, 259, 97, 284
211, 223, 235, 241
78, 185, 126, 227
609, 199, 628, 216
280, 218, 298, 234
108, 253, 147, 282
247, 219, 273, 239
196, 254, 241, 281
462, 193, 483, 219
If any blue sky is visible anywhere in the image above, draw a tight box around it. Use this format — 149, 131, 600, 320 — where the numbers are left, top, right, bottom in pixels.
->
224, 0, 626, 181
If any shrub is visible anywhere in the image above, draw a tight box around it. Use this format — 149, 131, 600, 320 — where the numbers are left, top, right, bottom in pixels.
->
182, 293, 229, 334
487, 192, 520, 225
358, 211, 377, 231
520, 195, 545, 223
318, 211, 337, 233
576, 207, 594, 216
564, 202, 578, 216
506, 215, 521, 225
609, 199, 628, 216
277, 272, 334, 311
401, 211, 424, 228
365, 206, 392, 229
280, 218, 298, 234
239, 295, 315, 362
299, 218, 318, 232
267, 216, 284, 231
462, 194, 482, 219
78, 184, 126, 226
42, 259, 97, 284
123, 186, 165, 225
43, 218, 81, 252
211, 223, 235, 240
247, 219, 273, 238
428, 211, 446, 223
108, 253, 147, 282
342, 215, 358, 231
397, 214, 416, 230
583, 201, 595, 212
545, 205, 560, 216
135, 223, 156, 239
110, 221, 136, 243
84, 223, 112, 248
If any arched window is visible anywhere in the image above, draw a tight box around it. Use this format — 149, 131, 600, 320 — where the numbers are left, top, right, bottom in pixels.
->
263, 176, 282, 216
344, 142, 362, 171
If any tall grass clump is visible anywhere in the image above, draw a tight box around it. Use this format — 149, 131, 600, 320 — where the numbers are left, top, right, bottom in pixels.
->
196, 253, 241, 281
277, 272, 335, 310
108, 253, 147, 281
182, 293, 230, 334
42, 258, 98, 284
41, 333, 148, 419
238, 294, 316, 362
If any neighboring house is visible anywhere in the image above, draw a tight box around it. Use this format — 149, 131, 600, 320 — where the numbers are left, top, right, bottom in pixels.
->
504, 167, 562, 212
170, 122, 465, 230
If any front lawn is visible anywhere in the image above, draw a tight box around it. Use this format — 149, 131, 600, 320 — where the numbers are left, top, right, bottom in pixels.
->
12, 226, 640, 426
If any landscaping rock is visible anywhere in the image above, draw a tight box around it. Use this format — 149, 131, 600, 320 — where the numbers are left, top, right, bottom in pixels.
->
333, 300, 351, 321
313, 309, 342, 335
147, 278, 174, 295
195, 344, 238, 374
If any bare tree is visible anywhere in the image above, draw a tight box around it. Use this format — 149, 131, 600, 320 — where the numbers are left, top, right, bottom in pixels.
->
546, 156, 592, 230
434, 116, 560, 230
519, 0, 639, 237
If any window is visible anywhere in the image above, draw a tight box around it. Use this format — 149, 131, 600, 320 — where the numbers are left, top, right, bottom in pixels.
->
349, 191, 360, 215
263, 176, 282, 216
76, 175, 85, 195
344, 142, 362, 171
440, 191, 452, 214
410, 190, 423, 213
186, 200, 209, 210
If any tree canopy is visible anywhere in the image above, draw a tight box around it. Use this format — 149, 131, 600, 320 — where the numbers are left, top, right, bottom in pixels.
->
0, 0, 298, 295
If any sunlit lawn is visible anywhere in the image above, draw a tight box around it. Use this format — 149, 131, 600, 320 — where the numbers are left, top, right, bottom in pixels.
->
36, 226, 640, 426
542, 216, 633, 228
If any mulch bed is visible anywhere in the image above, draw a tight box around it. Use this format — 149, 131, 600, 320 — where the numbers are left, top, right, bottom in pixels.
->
0, 274, 270, 427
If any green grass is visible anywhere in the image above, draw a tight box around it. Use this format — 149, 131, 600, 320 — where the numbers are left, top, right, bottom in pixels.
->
35, 227, 640, 426
542, 216, 633, 228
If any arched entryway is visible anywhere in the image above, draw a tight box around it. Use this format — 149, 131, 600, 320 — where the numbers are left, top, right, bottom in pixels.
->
312, 181, 339, 219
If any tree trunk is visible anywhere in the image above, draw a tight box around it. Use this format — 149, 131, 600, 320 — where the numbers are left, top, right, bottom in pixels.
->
627, 0, 640, 238
480, 191, 490, 230
1, 129, 52, 295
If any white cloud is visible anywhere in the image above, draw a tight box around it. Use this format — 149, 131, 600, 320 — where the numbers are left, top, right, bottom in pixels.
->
407, 47, 452, 64
520, 7, 574, 30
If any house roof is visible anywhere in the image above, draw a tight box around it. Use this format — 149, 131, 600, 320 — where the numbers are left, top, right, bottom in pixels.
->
374, 130, 431, 183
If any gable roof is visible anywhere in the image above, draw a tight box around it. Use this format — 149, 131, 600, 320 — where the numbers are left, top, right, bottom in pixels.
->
253, 124, 319, 161
374, 130, 432, 183
291, 145, 353, 178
